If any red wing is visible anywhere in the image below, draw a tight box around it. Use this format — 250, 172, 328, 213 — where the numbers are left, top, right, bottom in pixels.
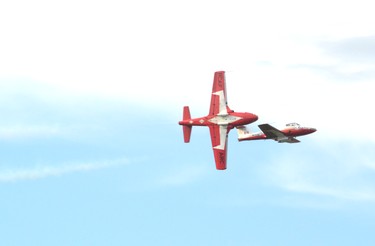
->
209, 71, 228, 116
209, 125, 230, 170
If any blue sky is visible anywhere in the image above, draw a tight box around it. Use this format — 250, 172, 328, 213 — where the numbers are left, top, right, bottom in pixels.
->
1, 0, 375, 245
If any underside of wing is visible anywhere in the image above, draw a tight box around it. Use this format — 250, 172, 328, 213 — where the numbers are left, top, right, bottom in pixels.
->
258, 124, 286, 139
209, 125, 229, 170
284, 137, 300, 143
209, 71, 228, 116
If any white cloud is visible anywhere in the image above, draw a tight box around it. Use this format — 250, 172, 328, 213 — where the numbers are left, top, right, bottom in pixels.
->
1, 0, 374, 140
1, 1, 374, 97
0, 158, 129, 182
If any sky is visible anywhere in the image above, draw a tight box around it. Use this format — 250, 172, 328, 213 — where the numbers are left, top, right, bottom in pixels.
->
1, 0, 375, 245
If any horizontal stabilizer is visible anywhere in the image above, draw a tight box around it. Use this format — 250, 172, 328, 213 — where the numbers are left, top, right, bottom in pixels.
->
181, 106, 192, 143
183, 106, 191, 120
183, 125, 192, 143
236, 125, 250, 139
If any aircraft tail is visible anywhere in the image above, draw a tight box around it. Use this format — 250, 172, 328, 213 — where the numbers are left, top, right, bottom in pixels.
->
182, 106, 192, 143
236, 125, 250, 141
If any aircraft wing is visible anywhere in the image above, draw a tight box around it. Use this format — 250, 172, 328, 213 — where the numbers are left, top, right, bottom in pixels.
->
209, 125, 230, 170
258, 124, 286, 139
209, 71, 228, 116
258, 124, 300, 143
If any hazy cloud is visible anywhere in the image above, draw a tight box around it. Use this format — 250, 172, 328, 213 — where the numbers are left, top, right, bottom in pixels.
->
289, 36, 375, 82
0, 158, 129, 182
0, 125, 63, 140
159, 164, 209, 187
290, 63, 375, 82
263, 143, 375, 203
321, 36, 375, 63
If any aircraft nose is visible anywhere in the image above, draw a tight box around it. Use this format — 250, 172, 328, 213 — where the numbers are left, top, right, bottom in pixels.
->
247, 113, 258, 124
310, 128, 317, 133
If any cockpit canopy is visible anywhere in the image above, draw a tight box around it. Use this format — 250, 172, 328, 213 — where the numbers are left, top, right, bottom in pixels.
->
286, 122, 300, 128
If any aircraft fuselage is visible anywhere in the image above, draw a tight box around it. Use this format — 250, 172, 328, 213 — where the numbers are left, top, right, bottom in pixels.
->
239, 125, 316, 141
179, 112, 258, 129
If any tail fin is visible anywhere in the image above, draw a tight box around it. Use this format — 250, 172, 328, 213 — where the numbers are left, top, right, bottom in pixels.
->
182, 106, 192, 143
236, 125, 250, 141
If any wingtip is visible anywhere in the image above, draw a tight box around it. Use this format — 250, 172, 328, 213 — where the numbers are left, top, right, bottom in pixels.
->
215, 70, 225, 74
216, 167, 227, 170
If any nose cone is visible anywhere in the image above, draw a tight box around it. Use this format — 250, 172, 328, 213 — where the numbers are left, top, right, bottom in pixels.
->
253, 114, 259, 122
244, 113, 258, 124
304, 127, 316, 134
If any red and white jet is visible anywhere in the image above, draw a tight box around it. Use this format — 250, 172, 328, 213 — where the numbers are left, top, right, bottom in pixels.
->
178, 71, 258, 170
237, 123, 316, 143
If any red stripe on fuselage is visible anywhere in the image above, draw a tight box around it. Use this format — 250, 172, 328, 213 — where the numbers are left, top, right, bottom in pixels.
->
281, 128, 316, 137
